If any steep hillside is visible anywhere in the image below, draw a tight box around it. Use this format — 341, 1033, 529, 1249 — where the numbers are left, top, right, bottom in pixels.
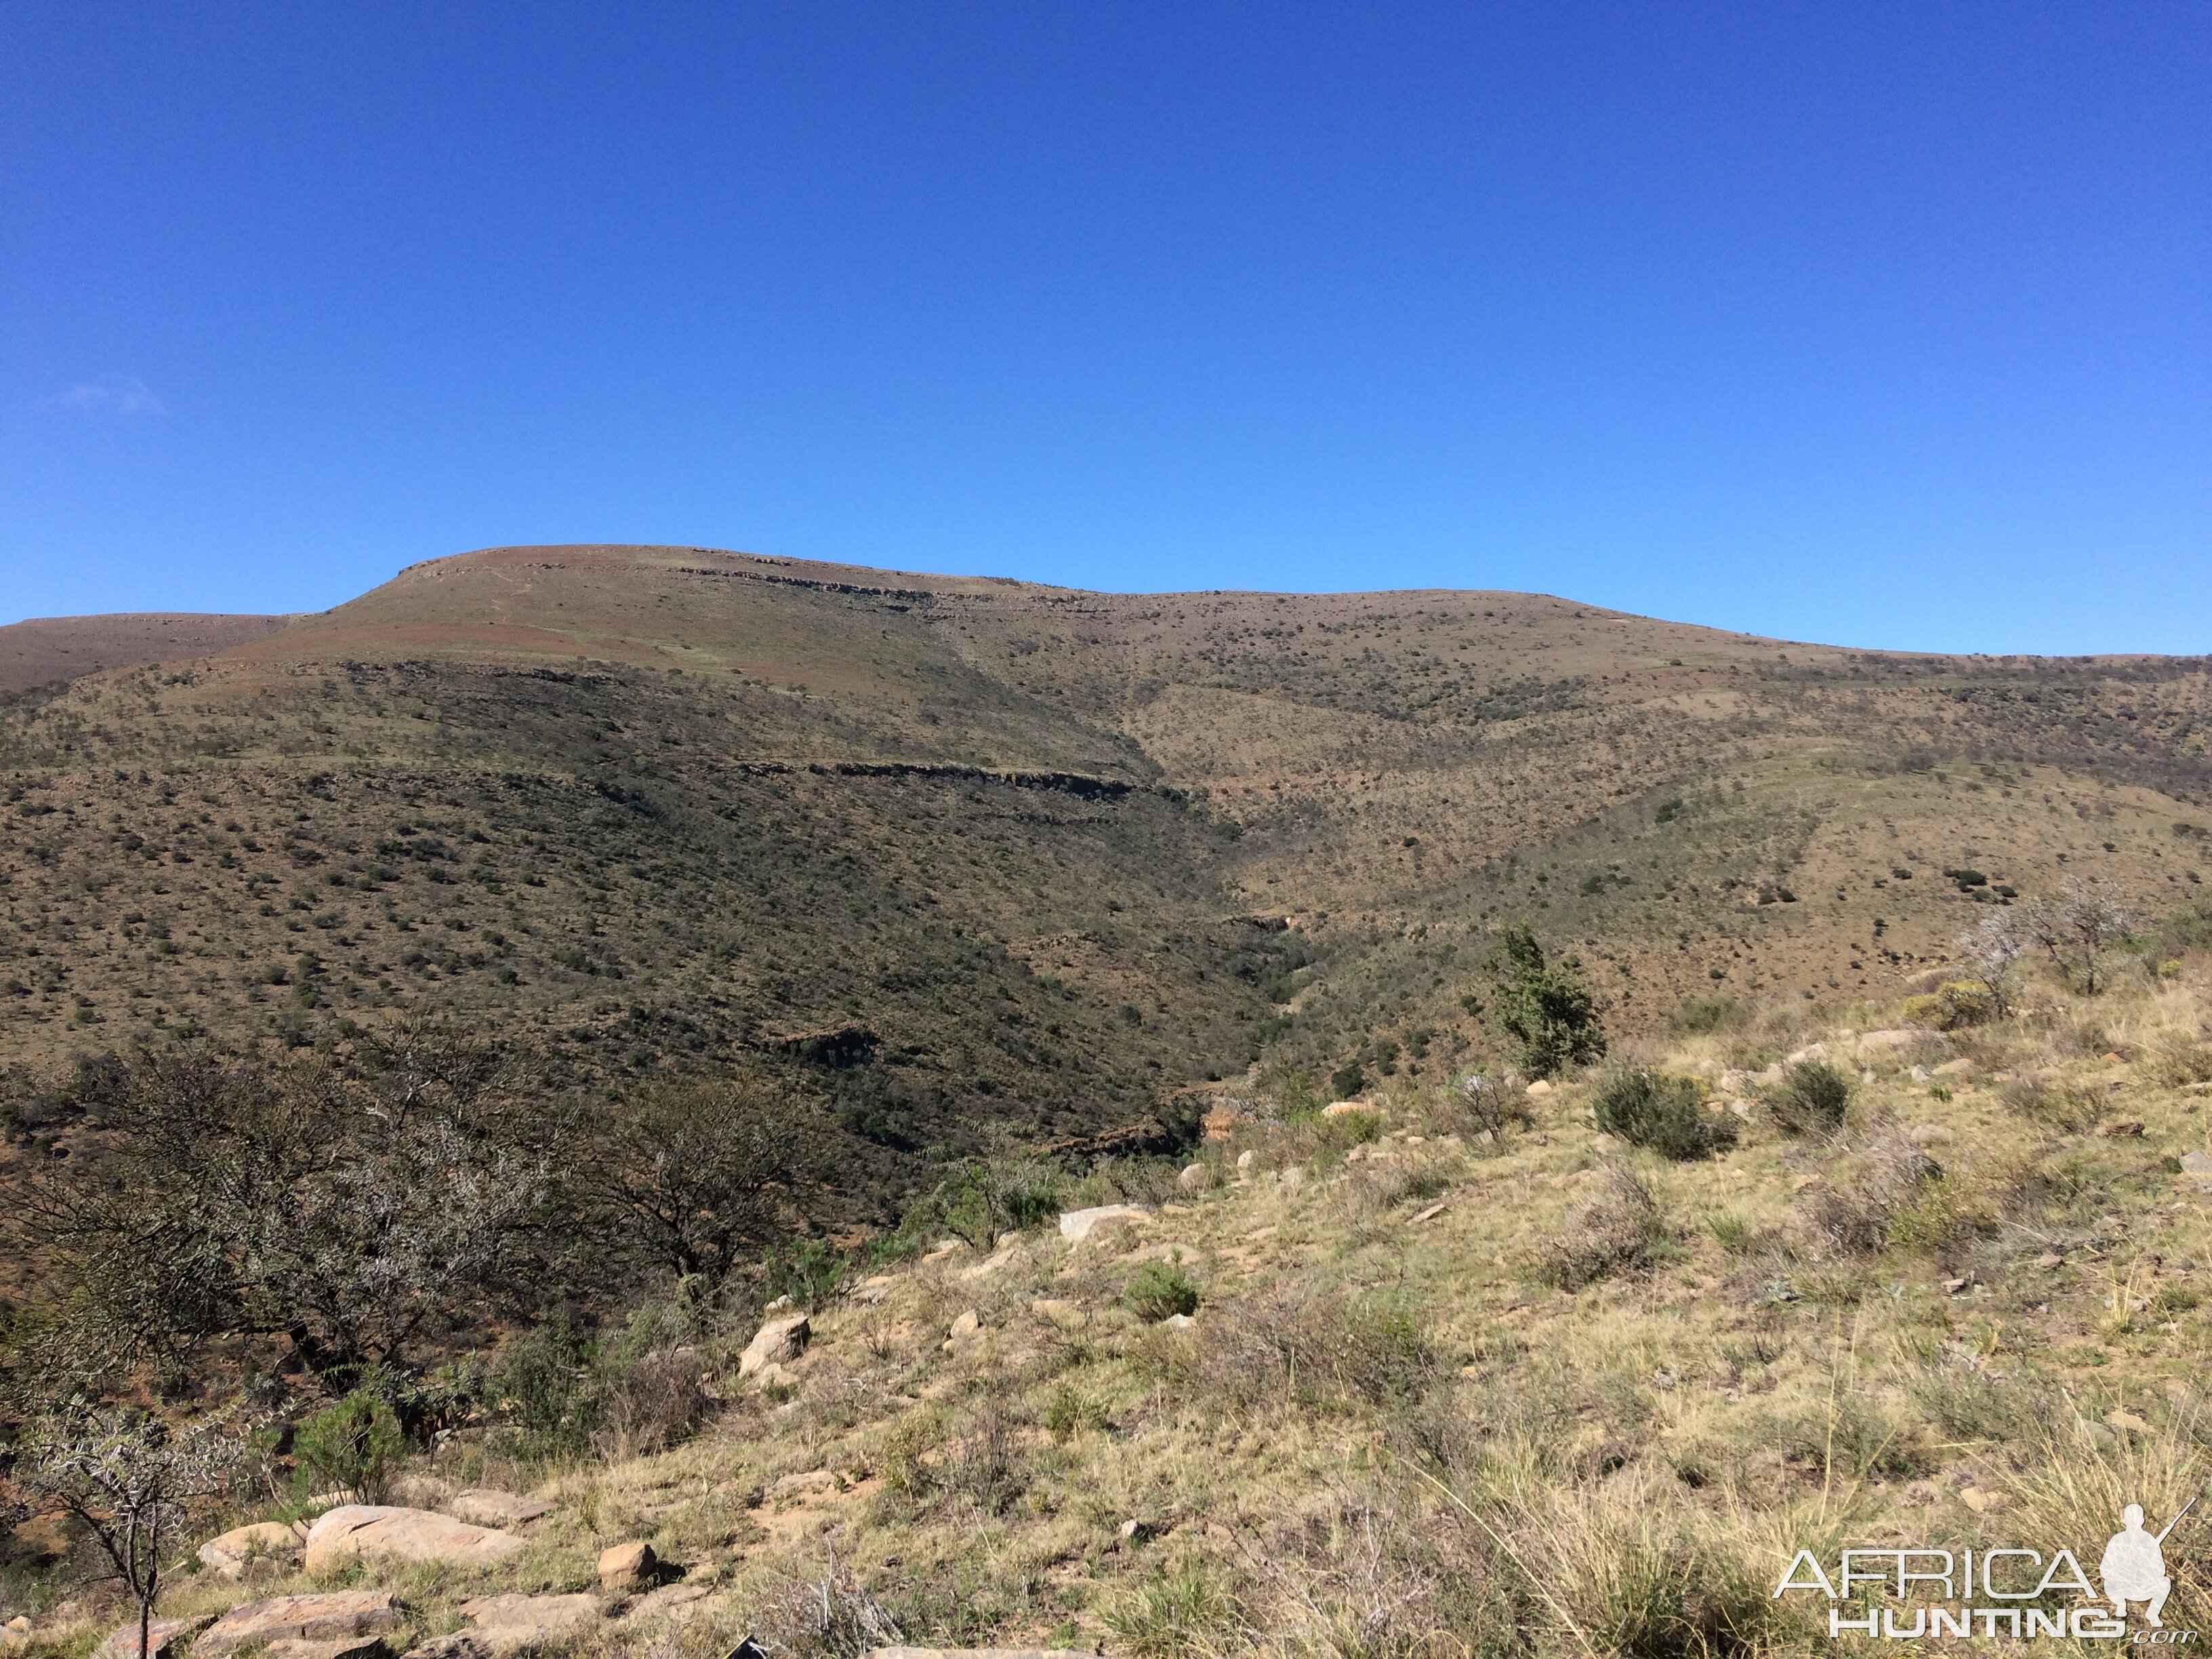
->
3, 545, 2209, 1132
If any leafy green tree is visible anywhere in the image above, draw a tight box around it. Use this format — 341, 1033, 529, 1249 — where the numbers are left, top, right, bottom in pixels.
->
1482, 926, 1605, 1078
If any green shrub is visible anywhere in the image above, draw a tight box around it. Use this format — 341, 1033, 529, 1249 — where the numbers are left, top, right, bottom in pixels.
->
901, 1155, 1064, 1252
1591, 1069, 1736, 1160
764, 1237, 848, 1311
293, 1390, 406, 1503
1483, 926, 1606, 1078
1124, 1261, 1200, 1323
485, 1318, 594, 1452
1900, 981, 1995, 1030
1763, 1059, 1850, 1135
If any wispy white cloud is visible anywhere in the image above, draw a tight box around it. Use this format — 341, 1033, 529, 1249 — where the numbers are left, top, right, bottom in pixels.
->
54, 374, 166, 417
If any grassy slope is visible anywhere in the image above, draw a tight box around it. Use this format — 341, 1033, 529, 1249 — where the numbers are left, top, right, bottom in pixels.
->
25, 963, 2209, 1656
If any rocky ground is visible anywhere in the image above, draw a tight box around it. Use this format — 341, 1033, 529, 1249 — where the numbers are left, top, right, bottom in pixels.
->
7, 955, 2211, 1657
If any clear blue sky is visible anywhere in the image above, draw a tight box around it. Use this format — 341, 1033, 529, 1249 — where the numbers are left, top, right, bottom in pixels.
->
4, 3, 2207, 653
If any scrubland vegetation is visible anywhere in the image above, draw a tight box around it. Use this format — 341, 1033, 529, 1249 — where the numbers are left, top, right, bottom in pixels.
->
3, 899, 2208, 1656
2, 548, 2211, 1654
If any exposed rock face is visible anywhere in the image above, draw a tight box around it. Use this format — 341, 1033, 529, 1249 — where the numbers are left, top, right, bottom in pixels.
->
93, 1616, 211, 1659
444, 1490, 553, 1530
199, 1520, 304, 1578
303, 1507, 525, 1574
1057, 1204, 1149, 1242
598, 1539, 658, 1589
737, 1315, 810, 1378
197, 1591, 400, 1657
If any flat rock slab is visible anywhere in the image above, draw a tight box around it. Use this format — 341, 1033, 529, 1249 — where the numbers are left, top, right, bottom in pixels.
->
1058, 1204, 1150, 1241
200, 1520, 304, 1578
619, 1582, 716, 1624
94, 1616, 211, 1659
199, 1592, 400, 1656
457, 1593, 600, 1654
445, 1490, 553, 1530
305, 1507, 525, 1574
260, 1639, 388, 1659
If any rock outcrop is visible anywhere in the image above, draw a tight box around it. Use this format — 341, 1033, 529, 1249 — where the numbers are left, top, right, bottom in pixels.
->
197, 1591, 400, 1657
302, 1507, 525, 1574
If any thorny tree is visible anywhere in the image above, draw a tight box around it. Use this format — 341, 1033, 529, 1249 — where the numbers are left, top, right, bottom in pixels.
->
1956, 911, 2030, 1017
6, 1406, 248, 1659
4, 1025, 548, 1388
2024, 880, 2136, 996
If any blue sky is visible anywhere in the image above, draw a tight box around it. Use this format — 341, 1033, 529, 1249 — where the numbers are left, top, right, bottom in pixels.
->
3, 3, 2207, 653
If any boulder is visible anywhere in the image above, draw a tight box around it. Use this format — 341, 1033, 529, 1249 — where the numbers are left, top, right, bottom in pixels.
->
948, 1308, 982, 1340
737, 1315, 810, 1378
1321, 1100, 1371, 1117
199, 1520, 303, 1578
198, 1592, 401, 1657
1235, 1150, 1256, 1171
444, 1490, 552, 1530
1057, 1204, 1150, 1242
94, 1617, 211, 1659
598, 1540, 657, 1590
2180, 1150, 2212, 1179
302, 1507, 525, 1575
456, 1593, 599, 1654
1524, 1080, 1553, 1099
1176, 1163, 1210, 1192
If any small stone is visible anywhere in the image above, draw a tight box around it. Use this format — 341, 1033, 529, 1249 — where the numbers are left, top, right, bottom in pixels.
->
1163, 1312, 1196, 1329
1943, 1276, 1971, 1294
737, 1314, 810, 1378
763, 1294, 794, 1313
2107, 1409, 2150, 1433
1235, 1149, 1257, 1170
949, 1308, 982, 1340
2100, 1120, 2146, 1138
1322, 1099, 1372, 1116
1176, 1163, 1209, 1192
1524, 1080, 1554, 1099
2179, 1150, 2212, 1176
1652, 1370, 1677, 1391
2033, 1252, 2064, 1269
1410, 1202, 1446, 1224
1910, 1065, 1931, 1084
598, 1540, 658, 1591
1118, 1518, 1155, 1542
1961, 1485, 2004, 1514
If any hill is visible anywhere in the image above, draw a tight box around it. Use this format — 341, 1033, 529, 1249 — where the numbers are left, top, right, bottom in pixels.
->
3, 545, 2207, 1134
0, 613, 290, 693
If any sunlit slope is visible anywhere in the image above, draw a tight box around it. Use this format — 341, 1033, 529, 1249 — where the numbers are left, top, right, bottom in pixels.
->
1, 543, 2207, 1111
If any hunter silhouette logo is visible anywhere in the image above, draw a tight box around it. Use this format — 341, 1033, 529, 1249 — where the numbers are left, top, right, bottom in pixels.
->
1775, 1488, 2204, 1642
2106, 1496, 2196, 1630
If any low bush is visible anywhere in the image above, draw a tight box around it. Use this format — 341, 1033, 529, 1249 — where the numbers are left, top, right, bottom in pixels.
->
1763, 1059, 1850, 1136
1592, 1069, 1737, 1160
1536, 1164, 1667, 1290
1803, 1132, 1944, 1257
1901, 981, 1997, 1030
764, 1237, 849, 1311
1124, 1261, 1201, 1323
1999, 1075, 2102, 1131
1197, 1283, 1436, 1411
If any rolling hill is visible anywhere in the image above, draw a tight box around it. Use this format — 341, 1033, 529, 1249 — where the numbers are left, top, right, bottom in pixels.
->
3, 545, 2208, 1166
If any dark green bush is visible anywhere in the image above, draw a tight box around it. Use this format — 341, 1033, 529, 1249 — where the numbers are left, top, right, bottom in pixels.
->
1124, 1261, 1200, 1323
1484, 926, 1606, 1078
1592, 1069, 1736, 1161
293, 1389, 406, 1503
1764, 1059, 1851, 1135
764, 1238, 848, 1311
